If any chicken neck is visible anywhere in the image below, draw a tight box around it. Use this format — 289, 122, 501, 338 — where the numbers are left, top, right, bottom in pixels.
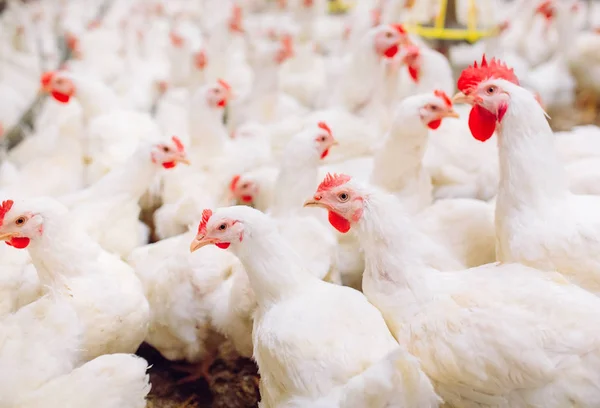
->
234, 221, 318, 307
64, 144, 160, 204
355, 191, 436, 324
370, 106, 432, 214
188, 100, 228, 160
270, 136, 320, 216
26, 211, 105, 289
495, 84, 569, 212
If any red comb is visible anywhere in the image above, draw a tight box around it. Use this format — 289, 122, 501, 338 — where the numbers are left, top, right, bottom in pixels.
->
317, 173, 352, 193
171, 136, 185, 152
217, 79, 231, 91
434, 90, 452, 108
41, 71, 54, 88
169, 31, 184, 47
230, 174, 241, 192
232, 4, 242, 18
317, 121, 332, 136
281, 35, 293, 53
0, 200, 14, 228
229, 4, 244, 32
391, 24, 406, 34
194, 50, 207, 70
457, 55, 519, 95
198, 209, 213, 235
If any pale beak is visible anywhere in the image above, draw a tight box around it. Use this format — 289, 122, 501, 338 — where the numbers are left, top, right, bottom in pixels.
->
0, 232, 17, 241
443, 109, 460, 119
190, 236, 216, 252
176, 156, 191, 165
452, 92, 474, 105
303, 198, 325, 208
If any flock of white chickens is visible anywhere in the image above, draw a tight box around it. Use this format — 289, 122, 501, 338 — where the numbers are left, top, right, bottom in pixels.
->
1, 0, 600, 407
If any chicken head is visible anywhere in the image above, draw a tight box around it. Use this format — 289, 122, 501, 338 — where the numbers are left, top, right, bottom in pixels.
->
229, 174, 259, 204
314, 121, 338, 159
206, 79, 232, 108
229, 4, 244, 33
151, 136, 190, 169
0, 200, 43, 249
373, 24, 408, 59
194, 50, 207, 70
274, 35, 294, 64
398, 44, 421, 83
303, 173, 364, 233
190, 208, 246, 251
453, 55, 520, 142
418, 90, 460, 130
40, 71, 75, 104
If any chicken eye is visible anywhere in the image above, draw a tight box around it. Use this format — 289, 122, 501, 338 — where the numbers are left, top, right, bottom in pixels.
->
15, 217, 26, 226
338, 192, 349, 202
486, 85, 497, 95
319, 136, 326, 142
241, 183, 249, 189
218, 223, 227, 230
429, 104, 438, 111
162, 146, 170, 152
385, 31, 393, 38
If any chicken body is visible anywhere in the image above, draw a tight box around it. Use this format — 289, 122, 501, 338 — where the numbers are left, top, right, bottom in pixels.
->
493, 82, 600, 294
343, 184, 600, 408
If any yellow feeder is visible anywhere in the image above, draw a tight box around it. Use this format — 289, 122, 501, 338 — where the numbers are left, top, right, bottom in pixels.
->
328, 0, 353, 14
402, 0, 500, 44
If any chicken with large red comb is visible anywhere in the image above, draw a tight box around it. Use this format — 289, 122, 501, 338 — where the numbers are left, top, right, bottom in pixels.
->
454, 54, 600, 298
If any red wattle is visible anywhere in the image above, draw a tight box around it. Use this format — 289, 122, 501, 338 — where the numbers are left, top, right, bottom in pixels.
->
51, 91, 71, 103
427, 119, 442, 130
7, 237, 30, 249
216, 242, 231, 249
162, 161, 176, 169
321, 149, 329, 159
328, 211, 351, 233
408, 66, 419, 82
497, 102, 508, 122
217, 99, 226, 108
241, 195, 253, 202
384, 45, 399, 58
468, 105, 496, 142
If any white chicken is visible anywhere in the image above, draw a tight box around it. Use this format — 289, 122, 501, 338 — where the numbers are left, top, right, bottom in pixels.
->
306, 173, 600, 407
58, 137, 190, 257
454, 55, 600, 295
0, 294, 150, 408
0, 197, 149, 361
189, 205, 440, 407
